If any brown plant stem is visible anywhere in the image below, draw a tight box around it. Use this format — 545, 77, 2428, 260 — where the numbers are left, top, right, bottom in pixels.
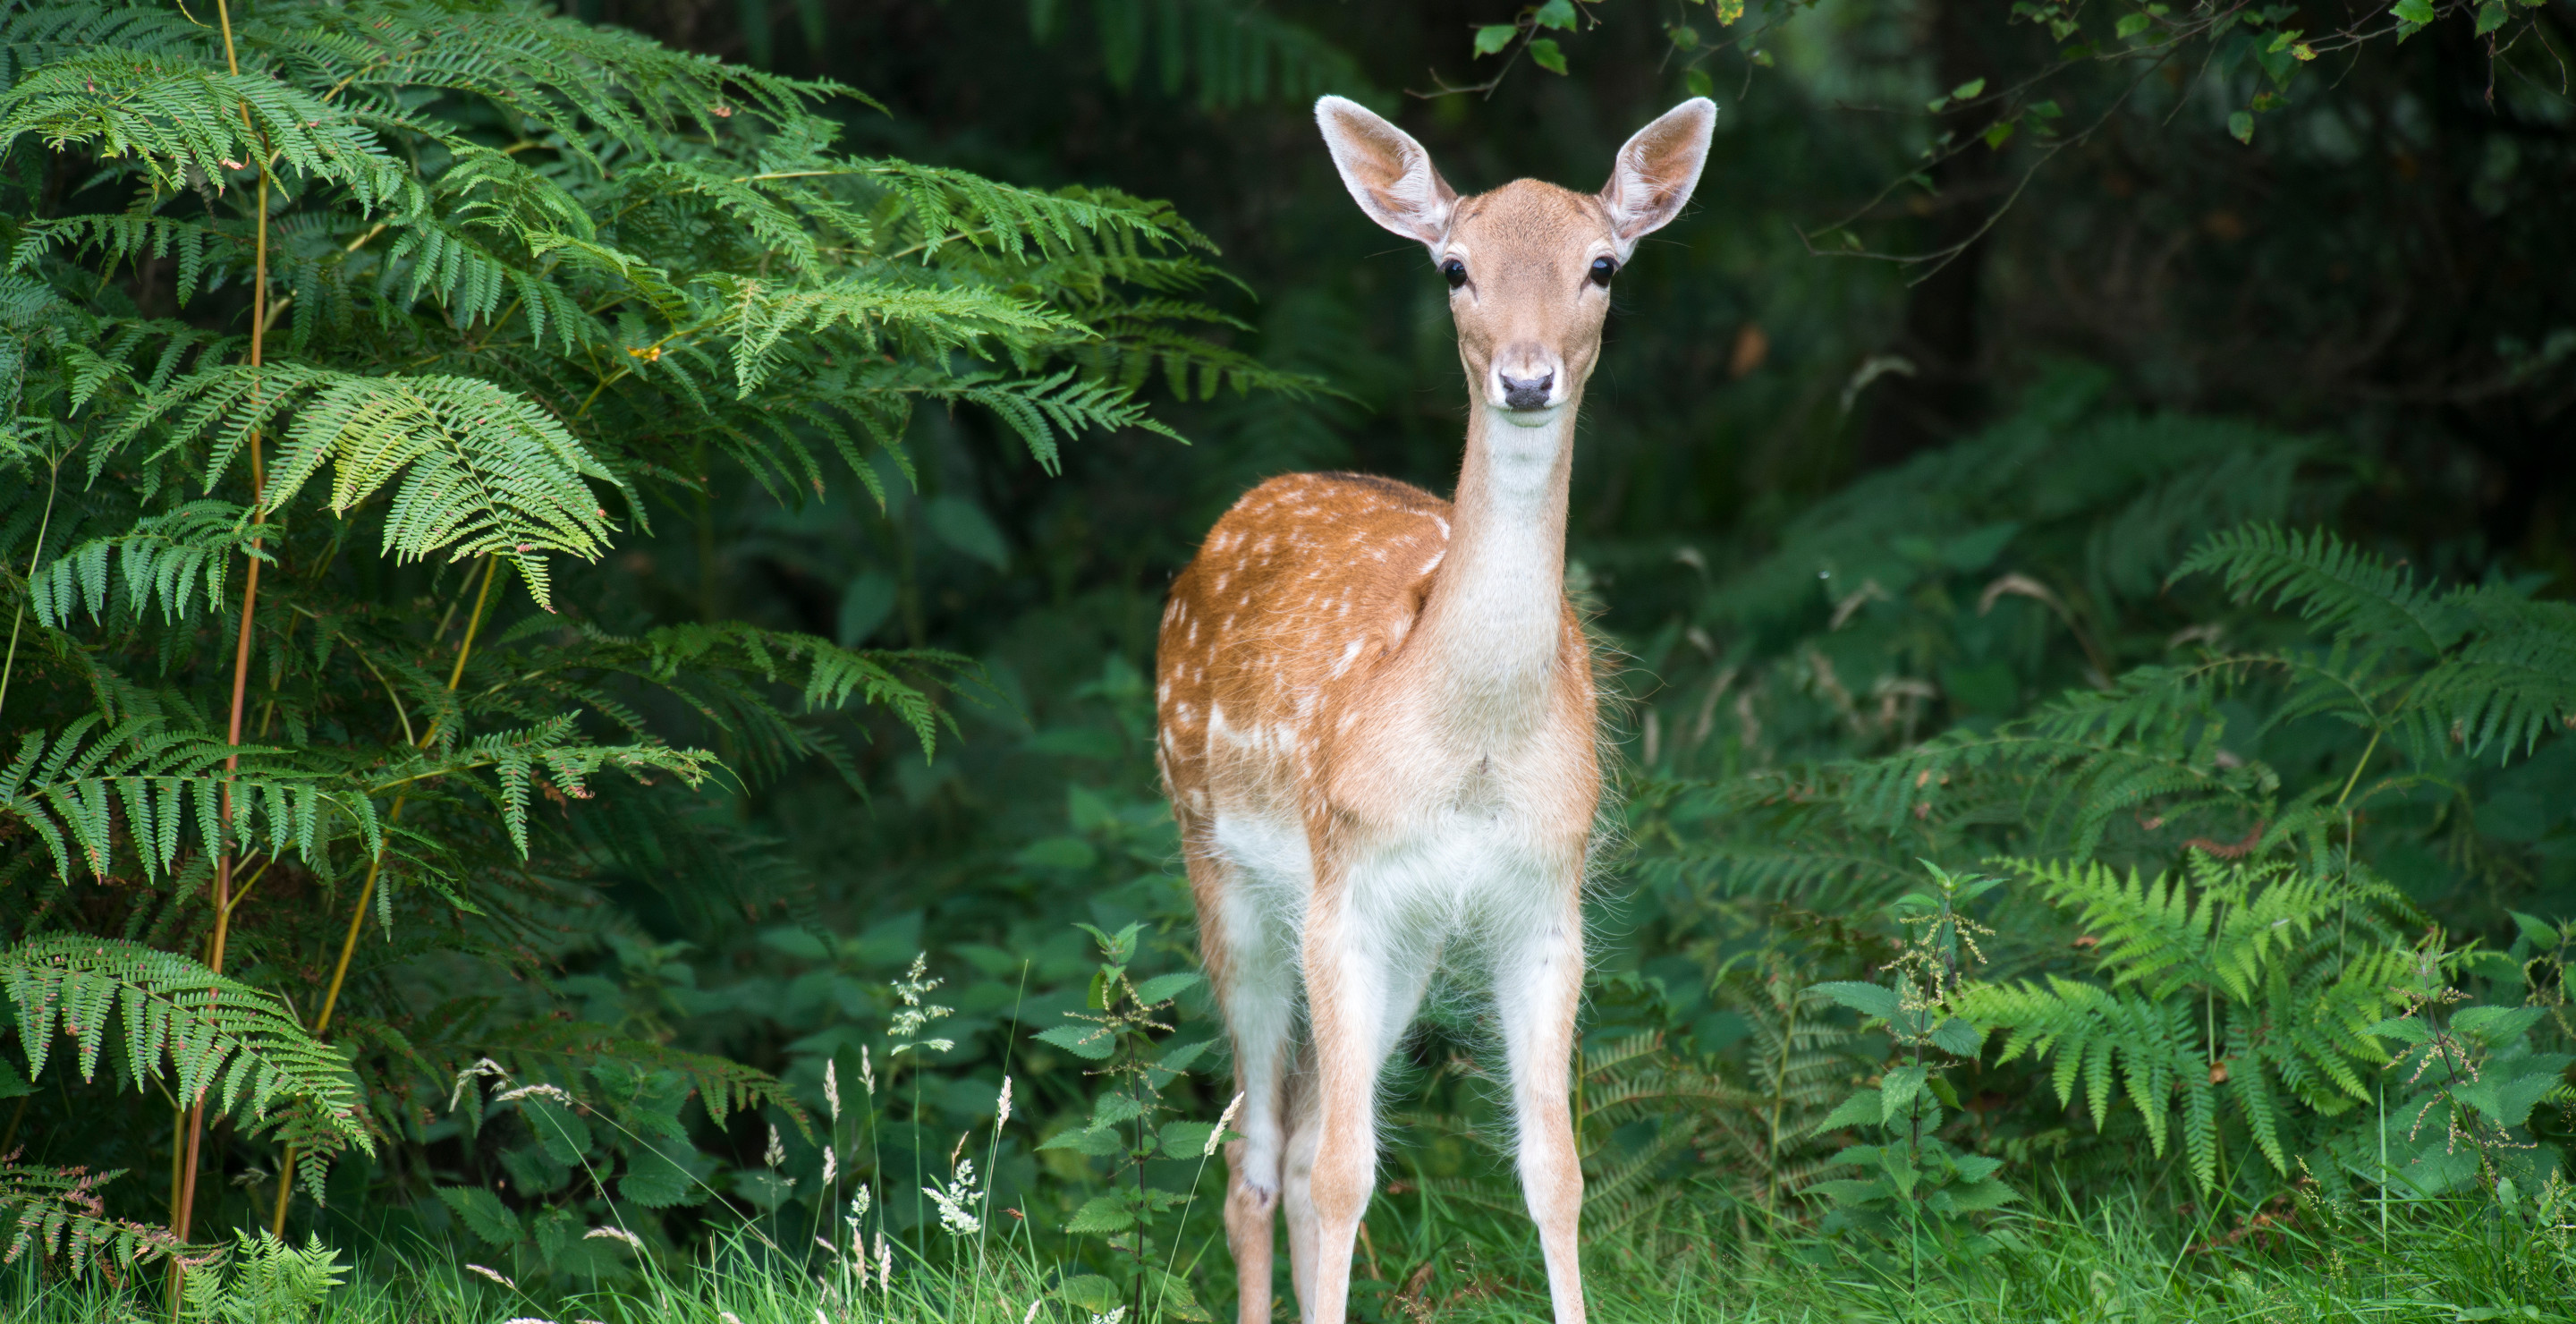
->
269, 556, 498, 1236
174, 0, 272, 1271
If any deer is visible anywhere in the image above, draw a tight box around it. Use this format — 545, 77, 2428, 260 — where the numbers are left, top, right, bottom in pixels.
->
1153, 95, 1715, 1324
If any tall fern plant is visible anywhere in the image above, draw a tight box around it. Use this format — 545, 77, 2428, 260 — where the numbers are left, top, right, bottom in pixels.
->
0, 0, 1301, 1268
1645, 513, 2576, 1211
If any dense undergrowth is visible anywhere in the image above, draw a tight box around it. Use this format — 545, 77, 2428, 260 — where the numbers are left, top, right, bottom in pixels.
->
3, 0, 2573, 1320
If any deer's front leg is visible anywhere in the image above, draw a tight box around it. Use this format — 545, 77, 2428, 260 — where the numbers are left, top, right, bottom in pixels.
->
1290, 887, 1396, 1324
1496, 889, 1587, 1324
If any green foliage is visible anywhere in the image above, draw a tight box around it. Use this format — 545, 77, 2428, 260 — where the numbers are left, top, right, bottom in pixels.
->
0, 1161, 179, 1277
1963, 856, 2410, 1191
1804, 866, 2019, 1260
0, 0, 1286, 1278
180, 1230, 349, 1324
1035, 922, 1226, 1322
1, 936, 369, 1186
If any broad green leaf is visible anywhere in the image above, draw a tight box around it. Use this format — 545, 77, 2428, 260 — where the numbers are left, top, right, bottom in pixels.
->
1811, 980, 1901, 1020
619, 1145, 701, 1208
1534, 0, 1579, 30
2228, 111, 2255, 143
1813, 1088, 1884, 1134
926, 496, 1010, 570
2115, 13, 2152, 36
1034, 1023, 1116, 1060
1950, 78, 1987, 100
1038, 1125, 1125, 1158
1064, 1192, 1136, 1234
2389, 0, 2436, 22
1059, 1276, 1123, 1311
1160, 1119, 1218, 1158
1713, 0, 1746, 23
1684, 69, 1716, 98
1930, 1017, 1986, 1057
1528, 38, 1568, 74
1131, 972, 1203, 1006
435, 1185, 521, 1247
2452, 1006, 2543, 1044
2364, 1016, 2430, 1045
1473, 24, 1518, 55
1880, 1065, 1928, 1122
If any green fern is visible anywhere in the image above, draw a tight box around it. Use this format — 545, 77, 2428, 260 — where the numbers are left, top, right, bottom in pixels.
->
0, 1161, 182, 1276
1962, 856, 2407, 1189
0, 717, 372, 882
0, 937, 371, 1175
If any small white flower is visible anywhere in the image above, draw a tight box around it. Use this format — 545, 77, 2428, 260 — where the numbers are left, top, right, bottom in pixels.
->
502, 1318, 556, 1324
996, 1074, 1013, 1129
876, 1229, 892, 1286
1208, 1091, 1244, 1158
765, 1124, 785, 1169
1023, 1300, 1044, 1324
1091, 1309, 1127, 1324
822, 1145, 838, 1186
465, 1262, 516, 1290
850, 1187, 871, 1221
860, 1045, 876, 1095
921, 1157, 983, 1235
721, 1314, 745, 1324
582, 1226, 643, 1251
826, 1059, 842, 1122
817, 1310, 833, 1324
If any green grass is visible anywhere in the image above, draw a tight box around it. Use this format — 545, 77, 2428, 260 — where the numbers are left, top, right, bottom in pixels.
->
17, 1185, 2572, 1324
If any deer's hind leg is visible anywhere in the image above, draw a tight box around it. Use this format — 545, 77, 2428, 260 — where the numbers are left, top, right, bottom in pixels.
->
1193, 834, 1300, 1324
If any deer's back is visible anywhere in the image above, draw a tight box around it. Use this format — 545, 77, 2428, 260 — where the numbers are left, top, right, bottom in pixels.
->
1155, 471, 1458, 821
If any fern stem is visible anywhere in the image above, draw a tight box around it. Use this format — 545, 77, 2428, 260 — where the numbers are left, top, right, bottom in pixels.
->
270, 556, 500, 1238
178, 0, 275, 1269
2332, 727, 2383, 811
0, 450, 63, 725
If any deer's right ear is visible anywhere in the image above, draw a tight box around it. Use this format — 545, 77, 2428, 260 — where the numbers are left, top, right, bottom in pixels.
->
1316, 96, 1456, 249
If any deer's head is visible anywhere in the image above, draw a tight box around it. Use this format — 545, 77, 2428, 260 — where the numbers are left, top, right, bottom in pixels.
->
1317, 96, 1714, 427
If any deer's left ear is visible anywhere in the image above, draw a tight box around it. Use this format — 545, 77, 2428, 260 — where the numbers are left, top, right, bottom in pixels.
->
1599, 98, 1716, 259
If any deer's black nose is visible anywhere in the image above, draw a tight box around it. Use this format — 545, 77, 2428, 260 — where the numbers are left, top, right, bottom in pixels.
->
1499, 371, 1554, 411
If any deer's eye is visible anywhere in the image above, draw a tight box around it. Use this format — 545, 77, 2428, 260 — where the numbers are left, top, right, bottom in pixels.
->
1441, 258, 1468, 289
1589, 257, 1617, 287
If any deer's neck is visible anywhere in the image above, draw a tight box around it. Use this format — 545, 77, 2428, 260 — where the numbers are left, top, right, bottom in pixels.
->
1405, 399, 1577, 749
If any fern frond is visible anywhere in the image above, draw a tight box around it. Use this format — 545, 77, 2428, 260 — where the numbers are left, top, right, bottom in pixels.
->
0, 717, 372, 881
115, 365, 620, 608
2174, 523, 2467, 656
0, 1161, 181, 1276
29, 500, 270, 628
0, 50, 406, 208
0, 936, 369, 1151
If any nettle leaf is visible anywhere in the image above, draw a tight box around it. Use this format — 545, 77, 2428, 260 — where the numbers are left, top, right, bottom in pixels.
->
1158, 1120, 1217, 1158
1931, 1017, 1985, 1057
2450, 1006, 2543, 1045
1058, 1276, 1122, 1311
1064, 1192, 1136, 1234
1879, 1065, 1928, 1122
2364, 1016, 2431, 1045
622, 1144, 706, 1209
1814, 1089, 1885, 1135
435, 1185, 521, 1247
1037, 1125, 1126, 1158
1035, 1023, 1116, 1061
1811, 980, 1902, 1020
1131, 972, 1203, 1006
